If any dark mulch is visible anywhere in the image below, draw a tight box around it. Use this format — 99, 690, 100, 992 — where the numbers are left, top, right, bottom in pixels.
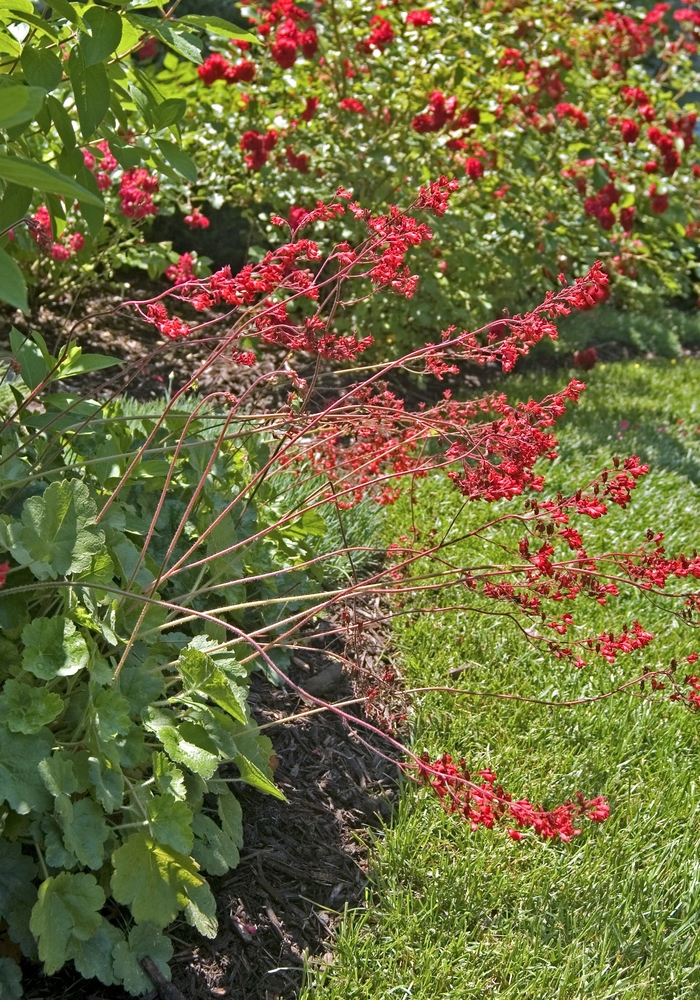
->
19, 632, 400, 1000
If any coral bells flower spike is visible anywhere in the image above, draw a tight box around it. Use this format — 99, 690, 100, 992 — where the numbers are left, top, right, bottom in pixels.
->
301, 96, 319, 121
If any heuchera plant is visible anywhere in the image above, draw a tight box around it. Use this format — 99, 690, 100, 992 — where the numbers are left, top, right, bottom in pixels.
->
3, 181, 700, 994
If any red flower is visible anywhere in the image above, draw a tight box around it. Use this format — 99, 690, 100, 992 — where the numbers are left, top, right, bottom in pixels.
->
621, 118, 640, 143
299, 27, 318, 58
198, 52, 232, 86
120, 168, 159, 218
339, 97, 367, 114
407, 9, 433, 25
456, 108, 480, 128
51, 243, 70, 261
271, 37, 298, 68
359, 15, 395, 52
289, 205, 309, 230
184, 209, 211, 230
135, 36, 157, 60
573, 347, 598, 370
302, 96, 319, 121
620, 206, 635, 231
286, 146, 311, 172
69, 232, 85, 252
598, 206, 615, 230
464, 157, 484, 180
226, 59, 256, 83
649, 185, 668, 214
240, 129, 278, 170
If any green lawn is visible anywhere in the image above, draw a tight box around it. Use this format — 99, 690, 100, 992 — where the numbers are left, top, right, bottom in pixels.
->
306, 359, 700, 1000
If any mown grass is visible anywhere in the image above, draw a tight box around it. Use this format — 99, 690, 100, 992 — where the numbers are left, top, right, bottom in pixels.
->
305, 359, 700, 1000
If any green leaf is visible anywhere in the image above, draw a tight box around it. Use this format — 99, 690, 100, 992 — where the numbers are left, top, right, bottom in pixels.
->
218, 788, 243, 846
0, 724, 52, 813
80, 7, 122, 66
178, 638, 248, 723
0, 182, 32, 234
9, 326, 49, 389
46, 95, 75, 148
0, 84, 46, 129
74, 163, 105, 237
146, 793, 194, 853
38, 750, 81, 797
155, 98, 186, 129
89, 686, 131, 741
21, 616, 89, 679
68, 49, 110, 139
178, 14, 257, 44
111, 831, 203, 926
87, 753, 123, 812
56, 348, 121, 379
1, 678, 64, 733
0, 957, 22, 1000
59, 797, 109, 870
20, 46, 63, 92
155, 139, 197, 183
0, 842, 38, 958
183, 878, 217, 938
29, 872, 104, 975
112, 922, 173, 996
145, 709, 220, 779
0, 248, 28, 314
66, 917, 123, 986
43, 0, 81, 26
191, 812, 239, 876
119, 667, 166, 718
14, 479, 104, 580
0, 153, 102, 206
152, 752, 187, 800
230, 723, 284, 799
127, 13, 203, 63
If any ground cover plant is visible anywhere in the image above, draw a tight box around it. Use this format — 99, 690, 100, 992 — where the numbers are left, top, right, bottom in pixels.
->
3, 175, 700, 997
309, 358, 700, 999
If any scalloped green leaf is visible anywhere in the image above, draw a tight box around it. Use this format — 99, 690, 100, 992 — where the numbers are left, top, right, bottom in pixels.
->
0, 724, 52, 814
111, 832, 203, 927
1, 678, 64, 733
146, 794, 194, 853
29, 872, 104, 975
21, 616, 89, 680
112, 922, 173, 996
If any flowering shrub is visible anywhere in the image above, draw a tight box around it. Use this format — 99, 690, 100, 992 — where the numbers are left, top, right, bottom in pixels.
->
2, 181, 700, 993
137, 0, 700, 355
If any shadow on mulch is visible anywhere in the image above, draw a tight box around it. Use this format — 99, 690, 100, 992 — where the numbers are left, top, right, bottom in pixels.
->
20, 643, 399, 1000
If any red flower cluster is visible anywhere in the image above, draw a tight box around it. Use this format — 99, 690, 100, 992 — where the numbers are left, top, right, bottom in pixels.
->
648, 183, 668, 214
412, 90, 457, 133
120, 168, 159, 219
301, 96, 318, 121
31, 206, 85, 261
285, 146, 310, 172
584, 181, 620, 230
339, 97, 367, 114
165, 252, 196, 285
406, 9, 433, 26
555, 102, 589, 129
358, 15, 395, 53
620, 118, 640, 143
184, 208, 210, 230
573, 346, 598, 370
240, 129, 278, 170
197, 52, 256, 85
591, 622, 655, 663
256, 0, 317, 68
82, 139, 117, 191
417, 755, 609, 842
